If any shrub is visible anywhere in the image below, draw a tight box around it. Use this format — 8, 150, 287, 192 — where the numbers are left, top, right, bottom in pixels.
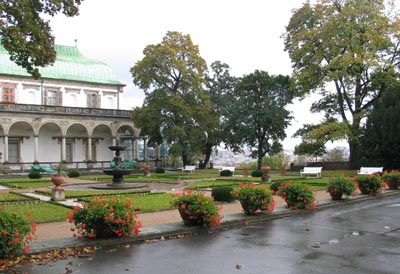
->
28, 171, 41, 179
382, 170, 400, 190
232, 183, 275, 214
212, 186, 234, 202
270, 181, 282, 194
327, 176, 357, 199
67, 196, 141, 239
0, 211, 37, 259
354, 174, 384, 195
278, 182, 316, 210
171, 191, 222, 228
155, 167, 165, 173
251, 170, 263, 177
219, 169, 233, 177
67, 169, 80, 178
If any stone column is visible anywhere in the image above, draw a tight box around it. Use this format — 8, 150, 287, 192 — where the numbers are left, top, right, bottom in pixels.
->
87, 137, 92, 161
34, 135, 39, 163
3, 135, 8, 162
61, 136, 66, 162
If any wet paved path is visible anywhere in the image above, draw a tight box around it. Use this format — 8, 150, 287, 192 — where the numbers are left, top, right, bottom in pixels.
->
17, 195, 400, 274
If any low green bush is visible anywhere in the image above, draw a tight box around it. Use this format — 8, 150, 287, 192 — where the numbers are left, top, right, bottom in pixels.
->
28, 171, 41, 179
219, 169, 233, 177
212, 186, 234, 202
67, 169, 80, 178
251, 170, 263, 177
155, 167, 165, 173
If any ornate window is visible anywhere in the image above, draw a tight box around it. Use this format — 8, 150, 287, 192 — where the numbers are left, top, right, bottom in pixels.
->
8, 140, 20, 163
45, 89, 62, 106
86, 93, 100, 108
66, 142, 73, 162
1, 83, 16, 103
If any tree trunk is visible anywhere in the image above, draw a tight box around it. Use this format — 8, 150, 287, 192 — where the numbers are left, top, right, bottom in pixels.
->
349, 141, 360, 170
182, 154, 189, 167
200, 143, 212, 169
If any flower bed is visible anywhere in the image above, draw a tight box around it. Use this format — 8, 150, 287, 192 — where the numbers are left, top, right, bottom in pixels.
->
67, 196, 141, 239
354, 174, 384, 196
0, 211, 36, 259
327, 176, 357, 200
382, 170, 400, 190
278, 182, 316, 210
232, 183, 275, 214
172, 191, 222, 228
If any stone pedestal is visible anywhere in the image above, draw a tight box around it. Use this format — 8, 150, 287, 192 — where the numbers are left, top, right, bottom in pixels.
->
262, 175, 270, 183
51, 189, 65, 201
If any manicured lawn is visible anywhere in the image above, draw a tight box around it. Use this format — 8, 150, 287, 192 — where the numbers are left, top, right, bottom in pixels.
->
35, 189, 152, 198
0, 192, 37, 203
1, 202, 70, 223
0, 178, 53, 189
79, 193, 174, 212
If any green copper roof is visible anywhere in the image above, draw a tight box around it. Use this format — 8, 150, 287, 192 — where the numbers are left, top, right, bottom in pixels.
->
0, 44, 123, 85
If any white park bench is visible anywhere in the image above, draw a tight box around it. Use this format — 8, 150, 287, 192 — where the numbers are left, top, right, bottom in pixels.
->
182, 165, 196, 173
357, 167, 383, 175
219, 166, 235, 175
300, 167, 322, 178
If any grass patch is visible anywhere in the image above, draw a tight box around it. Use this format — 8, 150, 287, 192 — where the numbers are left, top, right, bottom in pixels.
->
0, 202, 70, 223
78, 193, 174, 212
0, 192, 38, 203
35, 189, 153, 198
0, 178, 53, 189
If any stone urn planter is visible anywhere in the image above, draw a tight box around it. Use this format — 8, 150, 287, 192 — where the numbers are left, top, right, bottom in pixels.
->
144, 165, 151, 176
51, 174, 64, 190
261, 166, 270, 175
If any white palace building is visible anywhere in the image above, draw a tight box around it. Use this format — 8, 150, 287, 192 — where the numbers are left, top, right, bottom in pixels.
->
0, 44, 144, 172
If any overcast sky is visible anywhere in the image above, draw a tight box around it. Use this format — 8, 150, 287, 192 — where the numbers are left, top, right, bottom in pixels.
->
48, 0, 346, 151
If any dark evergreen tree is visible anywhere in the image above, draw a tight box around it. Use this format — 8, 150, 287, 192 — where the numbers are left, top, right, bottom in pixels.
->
360, 82, 400, 169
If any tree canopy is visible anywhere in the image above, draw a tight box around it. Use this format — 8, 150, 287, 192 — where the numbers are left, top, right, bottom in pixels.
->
130, 31, 217, 167
0, 0, 83, 78
223, 70, 293, 170
283, 0, 400, 169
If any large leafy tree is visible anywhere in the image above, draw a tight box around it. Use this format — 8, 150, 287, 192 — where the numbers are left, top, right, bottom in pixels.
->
360, 81, 400, 169
293, 124, 327, 161
0, 0, 83, 79
224, 70, 293, 170
283, 0, 400, 169
130, 31, 213, 166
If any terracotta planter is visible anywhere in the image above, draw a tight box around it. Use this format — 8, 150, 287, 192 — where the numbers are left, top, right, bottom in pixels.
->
262, 166, 270, 175
51, 175, 64, 190
280, 167, 286, 176
329, 191, 343, 200
240, 200, 259, 215
178, 208, 202, 226
95, 221, 115, 238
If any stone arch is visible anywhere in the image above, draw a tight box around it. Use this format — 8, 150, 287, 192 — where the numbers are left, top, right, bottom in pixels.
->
66, 123, 90, 162
117, 125, 138, 161
92, 123, 113, 161
37, 122, 63, 162
8, 121, 35, 163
